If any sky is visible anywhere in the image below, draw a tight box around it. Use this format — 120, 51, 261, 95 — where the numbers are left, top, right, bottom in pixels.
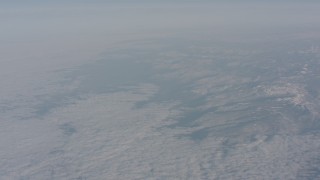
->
1, 1, 320, 179
1, 1, 320, 96
1, 1, 320, 77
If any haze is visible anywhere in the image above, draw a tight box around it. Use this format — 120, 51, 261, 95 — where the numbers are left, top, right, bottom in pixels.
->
1, 1, 320, 179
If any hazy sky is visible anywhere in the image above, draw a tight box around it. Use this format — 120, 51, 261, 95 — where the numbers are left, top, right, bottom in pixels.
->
2, 1, 320, 179
1, 1, 320, 79
1, 0, 320, 107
